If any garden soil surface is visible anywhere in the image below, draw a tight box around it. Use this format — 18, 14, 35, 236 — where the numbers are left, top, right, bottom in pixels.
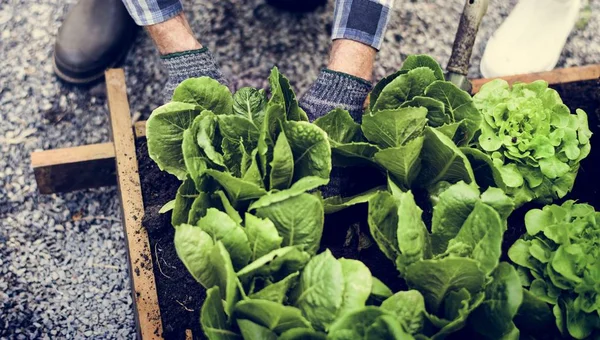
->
134, 79, 600, 340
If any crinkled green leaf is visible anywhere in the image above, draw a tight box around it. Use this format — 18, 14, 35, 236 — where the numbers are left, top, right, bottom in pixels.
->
404, 257, 486, 313
172, 177, 198, 227
323, 187, 383, 214
237, 247, 310, 284
268, 67, 308, 122
372, 67, 438, 112
250, 176, 328, 210
172, 77, 233, 115
174, 224, 217, 288
245, 213, 283, 262
401, 96, 448, 127
417, 127, 475, 188
471, 263, 523, 339
424, 81, 482, 144
381, 290, 426, 335
338, 259, 373, 317
269, 130, 294, 190
331, 142, 380, 167
374, 136, 424, 189
369, 70, 406, 112
445, 202, 504, 275
256, 193, 324, 254
400, 55, 445, 80
211, 241, 240, 316
201, 287, 241, 340
314, 108, 361, 144
430, 181, 480, 254
237, 319, 276, 340
283, 121, 331, 181
367, 191, 401, 262
233, 87, 267, 126
249, 272, 299, 304
362, 107, 428, 149
205, 169, 267, 202
234, 299, 312, 334
147, 102, 201, 179
198, 208, 251, 271
294, 250, 343, 331
395, 190, 431, 272
365, 315, 414, 340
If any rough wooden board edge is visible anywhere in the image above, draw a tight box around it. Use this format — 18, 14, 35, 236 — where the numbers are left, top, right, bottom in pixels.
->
31, 143, 117, 194
134, 121, 146, 138
105, 69, 164, 340
471, 64, 600, 94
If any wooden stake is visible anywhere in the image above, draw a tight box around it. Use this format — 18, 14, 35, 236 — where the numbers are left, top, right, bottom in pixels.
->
105, 69, 163, 339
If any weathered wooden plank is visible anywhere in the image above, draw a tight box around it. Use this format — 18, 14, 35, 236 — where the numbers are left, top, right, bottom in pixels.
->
31, 143, 116, 194
105, 69, 163, 340
471, 64, 600, 94
134, 121, 147, 138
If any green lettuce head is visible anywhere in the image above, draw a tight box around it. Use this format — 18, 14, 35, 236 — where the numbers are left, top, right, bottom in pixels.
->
473, 79, 592, 206
508, 201, 600, 339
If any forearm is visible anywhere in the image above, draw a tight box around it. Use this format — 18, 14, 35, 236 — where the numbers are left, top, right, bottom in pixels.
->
146, 12, 202, 55
328, 0, 394, 81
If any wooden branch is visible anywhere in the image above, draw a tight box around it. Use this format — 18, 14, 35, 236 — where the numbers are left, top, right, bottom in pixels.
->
31, 143, 116, 194
471, 64, 600, 94
106, 69, 163, 340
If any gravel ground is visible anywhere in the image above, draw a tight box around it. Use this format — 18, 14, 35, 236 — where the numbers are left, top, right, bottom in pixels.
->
1, 0, 599, 338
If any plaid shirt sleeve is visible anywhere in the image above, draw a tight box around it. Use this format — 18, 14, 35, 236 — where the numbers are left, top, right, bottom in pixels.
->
332, 0, 394, 50
122, 0, 184, 26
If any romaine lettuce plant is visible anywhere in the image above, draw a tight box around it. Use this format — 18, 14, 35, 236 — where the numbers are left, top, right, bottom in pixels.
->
473, 80, 592, 207
146, 68, 333, 247
368, 180, 523, 339
508, 201, 600, 339
316, 55, 483, 193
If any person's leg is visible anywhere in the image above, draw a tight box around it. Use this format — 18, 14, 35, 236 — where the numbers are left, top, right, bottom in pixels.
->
300, 0, 393, 122
145, 12, 227, 96
300, 0, 394, 197
121, 1, 227, 98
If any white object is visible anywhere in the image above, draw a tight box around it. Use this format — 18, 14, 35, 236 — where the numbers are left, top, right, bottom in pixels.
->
480, 0, 581, 78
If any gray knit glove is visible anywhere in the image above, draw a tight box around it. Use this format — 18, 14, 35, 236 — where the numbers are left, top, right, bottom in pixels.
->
299, 69, 372, 122
299, 69, 381, 198
161, 47, 228, 100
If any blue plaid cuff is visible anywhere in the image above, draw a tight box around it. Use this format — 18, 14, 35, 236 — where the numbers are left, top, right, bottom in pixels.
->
122, 0, 183, 26
332, 0, 394, 50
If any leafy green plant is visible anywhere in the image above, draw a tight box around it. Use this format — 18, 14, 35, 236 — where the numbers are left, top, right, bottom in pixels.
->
315, 55, 482, 194
146, 68, 332, 239
367, 180, 523, 339
472, 80, 592, 207
508, 201, 600, 339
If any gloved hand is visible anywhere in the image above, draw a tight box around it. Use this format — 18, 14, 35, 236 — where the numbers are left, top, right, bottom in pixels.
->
161, 47, 228, 100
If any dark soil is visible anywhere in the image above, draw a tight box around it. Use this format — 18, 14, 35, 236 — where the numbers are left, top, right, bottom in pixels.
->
136, 139, 205, 340
134, 79, 600, 339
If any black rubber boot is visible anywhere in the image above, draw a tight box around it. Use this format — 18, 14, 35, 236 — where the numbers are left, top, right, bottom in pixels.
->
53, 0, 138, 84
266, 0, 328, 12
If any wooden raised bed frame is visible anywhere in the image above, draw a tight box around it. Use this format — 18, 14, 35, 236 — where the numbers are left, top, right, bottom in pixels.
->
30, 65, 600, 339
